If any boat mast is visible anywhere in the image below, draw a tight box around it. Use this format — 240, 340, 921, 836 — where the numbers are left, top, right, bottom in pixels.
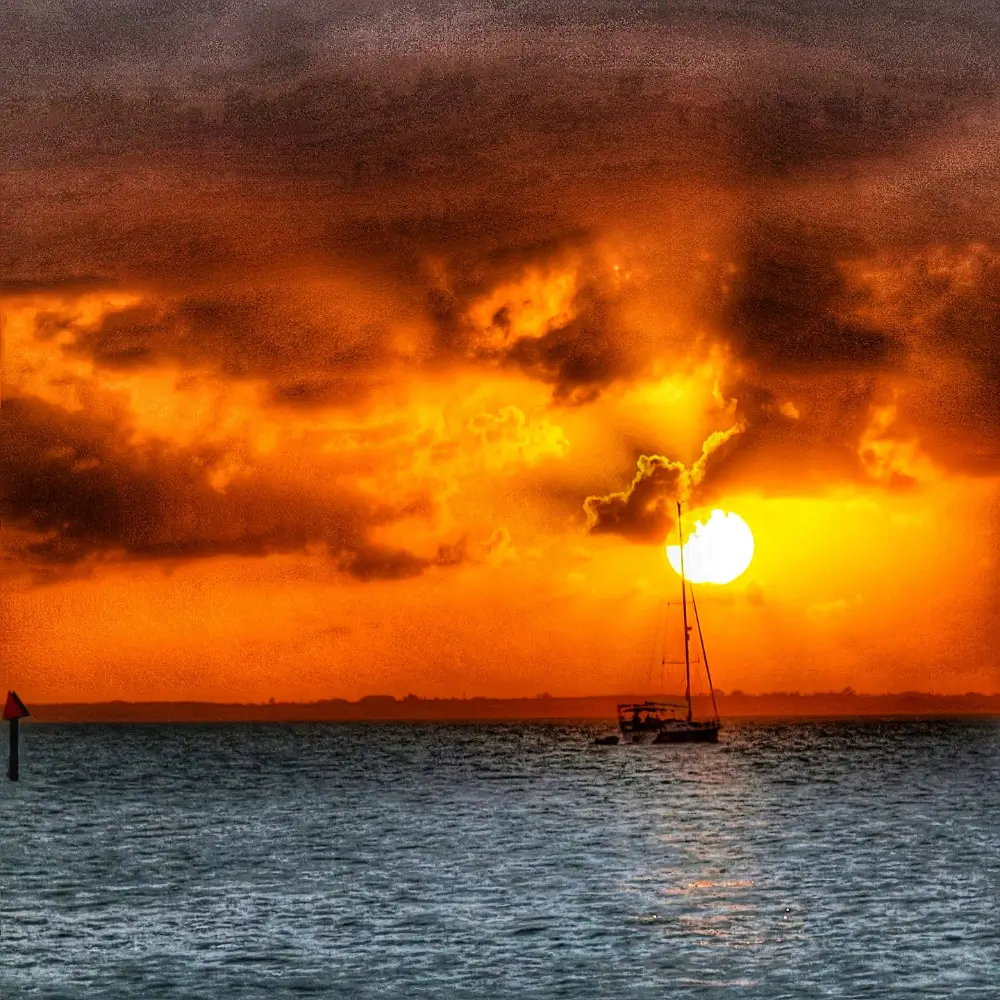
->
676, 501, 692, 723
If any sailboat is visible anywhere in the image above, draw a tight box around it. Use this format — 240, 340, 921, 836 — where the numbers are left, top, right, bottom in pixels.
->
618, 501, 722, 745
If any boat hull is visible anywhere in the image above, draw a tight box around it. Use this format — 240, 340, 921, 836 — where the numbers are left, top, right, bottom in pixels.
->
620, 728, 660, 745
653, 723, 720, 744
618, 721, 721, 745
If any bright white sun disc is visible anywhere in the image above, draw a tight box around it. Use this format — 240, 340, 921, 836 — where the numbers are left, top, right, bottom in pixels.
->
666, 509, 755, 585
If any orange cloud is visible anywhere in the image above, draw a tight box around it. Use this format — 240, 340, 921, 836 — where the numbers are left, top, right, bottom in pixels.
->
5, 3, 1000, 702
467, 264, 580, 350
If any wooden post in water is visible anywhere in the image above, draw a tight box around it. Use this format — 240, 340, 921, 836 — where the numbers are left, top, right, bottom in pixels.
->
8, 717, 19, 781
4, 691, 30, 782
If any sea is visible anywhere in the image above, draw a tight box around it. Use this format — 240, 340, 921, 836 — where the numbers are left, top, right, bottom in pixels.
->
1, 720, 997, 999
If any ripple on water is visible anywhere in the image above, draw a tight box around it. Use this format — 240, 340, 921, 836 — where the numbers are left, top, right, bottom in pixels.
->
1, 719, 998, 999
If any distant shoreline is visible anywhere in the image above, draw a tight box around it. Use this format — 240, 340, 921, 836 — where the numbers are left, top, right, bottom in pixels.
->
23, 692, 1000, 723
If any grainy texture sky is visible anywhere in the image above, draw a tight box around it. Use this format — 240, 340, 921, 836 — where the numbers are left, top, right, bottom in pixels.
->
3, 1, 999, 700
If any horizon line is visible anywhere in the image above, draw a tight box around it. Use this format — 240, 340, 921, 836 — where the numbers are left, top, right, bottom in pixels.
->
20, 689, 1000, 708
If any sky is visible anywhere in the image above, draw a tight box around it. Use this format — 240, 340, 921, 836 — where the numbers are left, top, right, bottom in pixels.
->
3, 0, 1000, 702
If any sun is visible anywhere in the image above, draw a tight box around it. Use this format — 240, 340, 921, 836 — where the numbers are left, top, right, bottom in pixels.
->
666, 509, 755, 585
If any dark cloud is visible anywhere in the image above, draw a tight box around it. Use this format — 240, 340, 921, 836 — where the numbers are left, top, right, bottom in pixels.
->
719, 221, 900, 373
695, 378, 886, 500
64, 288, 392, 404
6, 0, 1000, 552
0, 395, 447, 579
504, 295, 630, 403
584, 456, 685, 542
850, 244, 1000, 475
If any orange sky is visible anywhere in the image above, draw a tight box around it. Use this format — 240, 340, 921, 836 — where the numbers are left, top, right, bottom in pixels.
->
3, 3, 1000, 701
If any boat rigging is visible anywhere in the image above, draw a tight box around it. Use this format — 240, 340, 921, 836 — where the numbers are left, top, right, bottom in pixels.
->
617, 501, 722, 744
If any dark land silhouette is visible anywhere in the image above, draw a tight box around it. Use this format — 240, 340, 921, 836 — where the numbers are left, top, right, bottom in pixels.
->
26, 691, 1000, 723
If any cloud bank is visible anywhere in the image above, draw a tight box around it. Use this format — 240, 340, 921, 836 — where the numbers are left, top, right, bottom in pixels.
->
5, 0, 1000, 570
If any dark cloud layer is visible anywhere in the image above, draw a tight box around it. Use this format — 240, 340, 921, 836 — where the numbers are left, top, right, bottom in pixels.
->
720, 222, 899, 374
0, 395, 446, 579
5, 0, 1000, 560
584, 456, 685, 542
61, 288, 393, 406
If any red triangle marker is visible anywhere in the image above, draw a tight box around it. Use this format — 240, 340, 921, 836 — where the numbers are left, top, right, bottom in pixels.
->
3, 691, 29, 721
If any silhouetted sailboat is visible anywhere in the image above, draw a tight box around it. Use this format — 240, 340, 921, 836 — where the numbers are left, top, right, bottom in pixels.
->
618, 502, 721, 744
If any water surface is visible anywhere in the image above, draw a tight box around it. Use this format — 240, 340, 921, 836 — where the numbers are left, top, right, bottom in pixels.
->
1, 720, 997, 998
